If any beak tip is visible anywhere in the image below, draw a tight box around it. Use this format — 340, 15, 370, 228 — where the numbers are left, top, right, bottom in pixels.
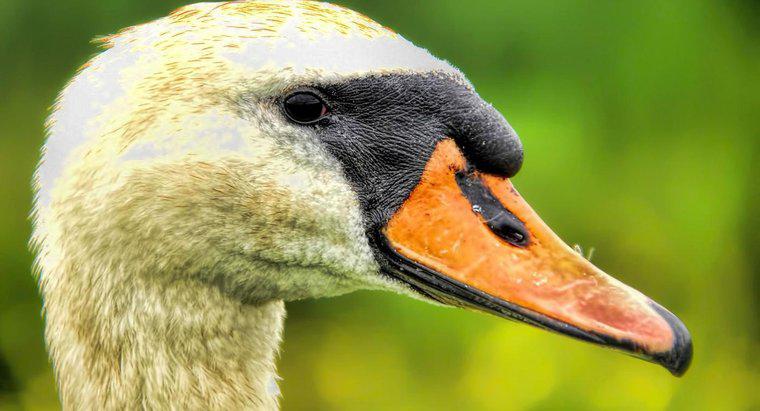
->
659, 338, 693, 377
649, 301, 693, 377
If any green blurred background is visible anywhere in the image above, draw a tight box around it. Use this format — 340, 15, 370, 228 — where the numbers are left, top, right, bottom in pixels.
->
0, 0, 757, 409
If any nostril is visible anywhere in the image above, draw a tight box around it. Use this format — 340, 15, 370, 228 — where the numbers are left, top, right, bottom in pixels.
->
490, 216, 529, 247
455, 171, 530, 247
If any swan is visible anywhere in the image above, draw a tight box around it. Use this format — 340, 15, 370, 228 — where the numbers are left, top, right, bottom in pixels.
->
31, 1, 692, 409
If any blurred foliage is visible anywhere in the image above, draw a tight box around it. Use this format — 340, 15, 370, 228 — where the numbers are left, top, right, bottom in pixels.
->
0, 0, 757, 410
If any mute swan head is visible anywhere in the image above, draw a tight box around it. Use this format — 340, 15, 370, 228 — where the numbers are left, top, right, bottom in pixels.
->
32, 0, 691, 408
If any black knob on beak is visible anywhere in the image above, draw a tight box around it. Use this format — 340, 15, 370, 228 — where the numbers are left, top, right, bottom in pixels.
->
446, 101, 523, 178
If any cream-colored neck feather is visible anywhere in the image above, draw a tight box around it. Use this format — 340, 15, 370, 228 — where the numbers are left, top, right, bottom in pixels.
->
44, 259, 285, 409
34, 105, 384, 409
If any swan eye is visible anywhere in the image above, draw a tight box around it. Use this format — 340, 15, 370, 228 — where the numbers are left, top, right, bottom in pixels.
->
283, 92, 329, 124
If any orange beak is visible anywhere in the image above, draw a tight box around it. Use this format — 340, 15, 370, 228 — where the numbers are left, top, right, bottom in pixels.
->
378, 139, 692, 375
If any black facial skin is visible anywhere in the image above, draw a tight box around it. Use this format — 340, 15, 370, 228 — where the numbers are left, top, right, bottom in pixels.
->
288, 73, 523, 232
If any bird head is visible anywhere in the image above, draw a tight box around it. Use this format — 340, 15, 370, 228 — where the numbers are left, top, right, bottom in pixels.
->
34, 0, 691, 376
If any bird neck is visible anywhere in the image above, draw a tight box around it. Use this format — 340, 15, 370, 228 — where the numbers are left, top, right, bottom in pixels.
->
42, 260, 286, 410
